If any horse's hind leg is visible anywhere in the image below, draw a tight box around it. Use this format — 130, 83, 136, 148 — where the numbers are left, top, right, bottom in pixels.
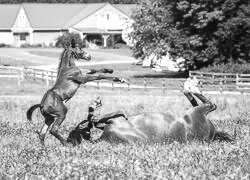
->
184, 92, 199, 107
193, 93, 217, 114
49, 106, 69, 146
193, 93, 210, 104
37, 115, 54, 145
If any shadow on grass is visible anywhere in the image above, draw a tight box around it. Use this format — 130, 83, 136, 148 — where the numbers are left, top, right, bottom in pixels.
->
133, 71, 189, 79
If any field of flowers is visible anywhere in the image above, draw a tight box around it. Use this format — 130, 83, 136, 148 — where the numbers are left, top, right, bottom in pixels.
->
0, 89, 249, 179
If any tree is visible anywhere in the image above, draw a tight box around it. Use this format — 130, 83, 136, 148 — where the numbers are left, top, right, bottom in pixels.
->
0, 0, 138, 3
55, 33, 83, 48
130, 0, 250, 69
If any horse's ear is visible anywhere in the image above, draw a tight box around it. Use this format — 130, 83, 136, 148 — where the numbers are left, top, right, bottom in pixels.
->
71, 39, 76, 48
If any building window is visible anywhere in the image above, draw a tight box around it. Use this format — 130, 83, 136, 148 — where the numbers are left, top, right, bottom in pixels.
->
105, 11, 111, 20
20, 33, 26, 41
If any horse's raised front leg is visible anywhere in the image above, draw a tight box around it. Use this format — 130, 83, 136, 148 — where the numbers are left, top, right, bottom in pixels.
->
93, 110, 127, 130
70, 74, 127, 84
86, 68, 114, 74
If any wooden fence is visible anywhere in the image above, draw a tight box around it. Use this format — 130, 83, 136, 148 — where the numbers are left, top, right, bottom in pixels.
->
236, 74, 250, 90
1, 66, 250, 92
189, 71, 250, 91
0, 66, 24, 86
23, 67, 57, 86
189, 71, 236, 84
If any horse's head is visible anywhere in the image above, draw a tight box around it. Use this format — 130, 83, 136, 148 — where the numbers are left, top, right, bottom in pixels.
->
67, 39, 91, 61
72, 46, 91, 61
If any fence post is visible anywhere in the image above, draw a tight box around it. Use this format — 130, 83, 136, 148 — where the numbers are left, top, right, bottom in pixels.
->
111, 81, 114, 90
18, 71, 21, 86
162, 79, 165, 94
46, 71, 49, 86
200, 81, 203, 93
51, 71, 54, 82
23, 67, 27, 80
127, 81, 130, 91
144, 78, 147, 91
33, 69, 36, 81
97, 81, 100, 89
219, 81, 223, 94
42, 71, 45, 83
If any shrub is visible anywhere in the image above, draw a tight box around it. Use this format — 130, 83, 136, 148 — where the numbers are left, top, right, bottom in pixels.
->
56, 32, 83, 48
113, 43, 129, 49
0, 43, 11, 48
20, 44, 42, 48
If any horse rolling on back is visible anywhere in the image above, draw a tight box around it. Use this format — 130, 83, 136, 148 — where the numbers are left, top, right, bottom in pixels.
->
91, 78, 236, 144
26, 40, 127, 146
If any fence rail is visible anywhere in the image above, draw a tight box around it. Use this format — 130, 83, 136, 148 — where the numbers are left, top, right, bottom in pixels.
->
0, 66, 24, 86
189, 71, 236, 84
1, 66, 250, 93
23, 67, 57, 86
189, 71, 250, 90
236, 74, 250, 90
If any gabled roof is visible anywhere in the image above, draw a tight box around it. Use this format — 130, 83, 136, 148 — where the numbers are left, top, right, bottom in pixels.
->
0, 3, 137, 30
0, 4, 20, 29
22, 3, 86, 29
113, 4, 137, 17
63, 3, 106, 28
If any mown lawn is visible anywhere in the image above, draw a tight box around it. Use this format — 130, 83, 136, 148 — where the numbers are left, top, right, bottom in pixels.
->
0, 91, 249, 179
28, 48, 134, 59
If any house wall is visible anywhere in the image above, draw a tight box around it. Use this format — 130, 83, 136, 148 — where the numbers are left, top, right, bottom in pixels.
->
74, 4, 130, 31
12, 6, 32, 29
33, 31, 61, 46
0, 32, 14, 45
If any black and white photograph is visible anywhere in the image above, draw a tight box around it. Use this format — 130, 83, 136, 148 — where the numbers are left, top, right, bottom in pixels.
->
0, 0, 249, 179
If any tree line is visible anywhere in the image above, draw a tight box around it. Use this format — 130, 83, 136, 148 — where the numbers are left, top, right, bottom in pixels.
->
0, 0, 137, 4
130, 0, 250, 70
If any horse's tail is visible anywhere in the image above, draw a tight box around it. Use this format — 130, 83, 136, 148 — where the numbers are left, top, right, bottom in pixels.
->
26, 104, 40, 121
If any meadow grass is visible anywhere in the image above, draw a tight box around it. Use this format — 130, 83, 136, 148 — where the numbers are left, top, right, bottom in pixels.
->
0, 90, 249, 179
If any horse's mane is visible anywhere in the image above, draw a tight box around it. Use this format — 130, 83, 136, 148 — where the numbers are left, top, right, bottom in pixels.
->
56, 48, 67, 78
56, 41, 77, 79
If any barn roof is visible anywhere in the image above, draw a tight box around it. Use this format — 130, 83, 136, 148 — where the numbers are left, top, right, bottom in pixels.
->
63, 3, 106, 28
113, 4, 137, 17
0, 4, 20, 29
22, 3, 85, 29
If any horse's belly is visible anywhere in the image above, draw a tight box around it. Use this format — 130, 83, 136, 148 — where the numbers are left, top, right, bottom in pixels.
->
100, 117, 148, 143
101, 113, 187, 143
129, 113, 183, 141
54, 82, 80, 100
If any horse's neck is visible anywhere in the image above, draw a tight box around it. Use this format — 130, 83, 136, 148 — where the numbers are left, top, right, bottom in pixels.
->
57, 60, 66, 78
57, 51, 75, 78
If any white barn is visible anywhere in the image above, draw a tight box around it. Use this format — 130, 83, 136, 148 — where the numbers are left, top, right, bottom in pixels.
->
0, 3, 136, 47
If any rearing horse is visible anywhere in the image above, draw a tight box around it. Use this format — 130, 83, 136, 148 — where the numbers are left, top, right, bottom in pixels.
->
26, 40, 126, 146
